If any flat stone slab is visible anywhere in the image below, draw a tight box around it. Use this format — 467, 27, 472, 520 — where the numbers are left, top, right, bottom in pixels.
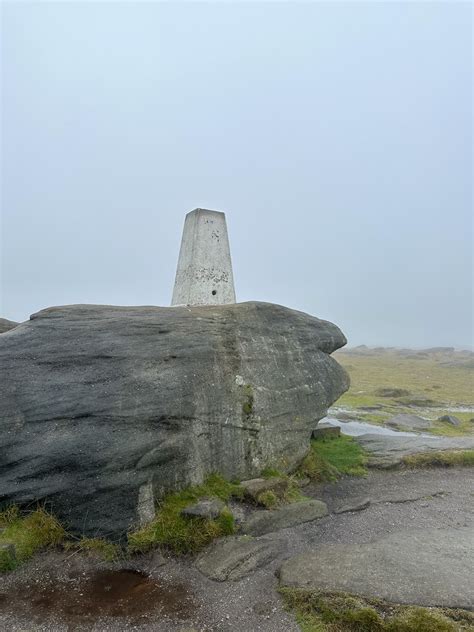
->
243, 500, 328, 536
195, 535, 285, 581
279, 527, 474, 609
355, 434, 474, 468
385, 414, 432, 431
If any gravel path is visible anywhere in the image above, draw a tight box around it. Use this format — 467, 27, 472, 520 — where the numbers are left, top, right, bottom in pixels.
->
1, 467, 472, 631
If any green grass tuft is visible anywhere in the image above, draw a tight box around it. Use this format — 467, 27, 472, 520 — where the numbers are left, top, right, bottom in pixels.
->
257, 490, 279, 509
402, 450, 474, 469
280, 588, 472, 632
0, 506, 66, 572
298, 435, 368, 482
128, 474, 241, 555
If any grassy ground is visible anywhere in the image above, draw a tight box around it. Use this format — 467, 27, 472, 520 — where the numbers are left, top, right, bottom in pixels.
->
128, 474, 241, 555
403, 450, 474, 469
333, 349, 474, 436
280, 588, 474, 632
298, 435, 368, 482
0, 506, 65, 571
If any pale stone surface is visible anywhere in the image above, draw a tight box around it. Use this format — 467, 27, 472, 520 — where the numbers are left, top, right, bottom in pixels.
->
385, 413, 432, 431
355, 433, 474, 468
181, 498, 225, 520
279, 527, 474, 608
172, 209, 236, 306
196, 535, 285, 581
243, 500, 328, 536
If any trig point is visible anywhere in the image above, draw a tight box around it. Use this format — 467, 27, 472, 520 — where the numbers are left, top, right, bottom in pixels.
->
171, 208, 236, 306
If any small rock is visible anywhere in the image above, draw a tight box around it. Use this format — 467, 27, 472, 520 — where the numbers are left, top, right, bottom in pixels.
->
181, 498, 225, 520
243, 500, 328, 536
438, 415, 460, 426
334, 498, 371, 514
240, 478, 288, 504
312, 424, 341, 439
196, 535, 284, 581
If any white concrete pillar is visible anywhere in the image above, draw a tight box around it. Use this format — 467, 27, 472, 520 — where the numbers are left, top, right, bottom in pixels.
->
171, 208, 236, 306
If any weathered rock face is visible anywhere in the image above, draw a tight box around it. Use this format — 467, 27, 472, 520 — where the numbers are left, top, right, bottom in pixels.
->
0, 302, 348, 538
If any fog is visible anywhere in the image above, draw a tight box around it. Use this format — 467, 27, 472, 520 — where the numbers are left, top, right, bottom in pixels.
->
1, 1, 472, 348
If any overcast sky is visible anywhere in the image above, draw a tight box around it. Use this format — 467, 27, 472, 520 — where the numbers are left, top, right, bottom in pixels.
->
1, 1, 472, 348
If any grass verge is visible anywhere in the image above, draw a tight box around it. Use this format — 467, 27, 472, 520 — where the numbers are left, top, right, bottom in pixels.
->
128, 473, 241, 555
402, 450, 474, 469
298, 435, 368, 482
280, 588, 474, 632
0, 505, 65, 571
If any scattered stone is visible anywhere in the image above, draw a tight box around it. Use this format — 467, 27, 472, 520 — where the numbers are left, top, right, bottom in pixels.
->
312, 424, 340, 439
374, 387, 411, 397
334, 498, 371, 514
227, 502, 246, 525
195, 535, 284, 581
385, 414, 432, 431
240, 478, 289, 504
0, 318, 19, 334
0, 302, 348, 538
438, 415, 461, 426
243, 500, 328, 536
279, 527, 473, 609
181, 498, 226, 520
354, 434, 474, 469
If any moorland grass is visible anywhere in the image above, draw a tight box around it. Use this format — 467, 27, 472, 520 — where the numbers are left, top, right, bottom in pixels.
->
298, 435, 368, 482
280, 588, 474, 632
402, 450, 474, 469
334, 351, 474, 437
128, 473, 241, 555
0, 505, 65, 571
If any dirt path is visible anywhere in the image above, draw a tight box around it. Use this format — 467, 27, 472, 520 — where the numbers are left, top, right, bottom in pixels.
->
1, 467, 472, 631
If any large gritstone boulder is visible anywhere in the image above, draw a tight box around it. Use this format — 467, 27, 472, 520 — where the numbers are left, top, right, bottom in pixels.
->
0, 302, 348, 538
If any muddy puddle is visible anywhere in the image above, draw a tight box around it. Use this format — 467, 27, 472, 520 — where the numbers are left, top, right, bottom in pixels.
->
0, 568, 198, 626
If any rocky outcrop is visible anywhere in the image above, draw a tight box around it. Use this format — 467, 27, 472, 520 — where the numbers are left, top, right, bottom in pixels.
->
0, 318, 18, 334
279, 527, 474, 609
355, 434, 474, 468
0, 302, 348, 538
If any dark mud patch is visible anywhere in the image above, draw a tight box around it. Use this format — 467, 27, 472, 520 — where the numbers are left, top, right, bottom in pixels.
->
0, 568, 197, 626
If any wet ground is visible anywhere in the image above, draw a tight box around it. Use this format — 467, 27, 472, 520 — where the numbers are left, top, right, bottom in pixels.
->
0, 568, 196, 626
1, 467, 472, 631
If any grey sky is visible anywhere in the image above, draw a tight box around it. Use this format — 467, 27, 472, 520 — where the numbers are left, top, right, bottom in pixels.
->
1, 1, 472, 348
